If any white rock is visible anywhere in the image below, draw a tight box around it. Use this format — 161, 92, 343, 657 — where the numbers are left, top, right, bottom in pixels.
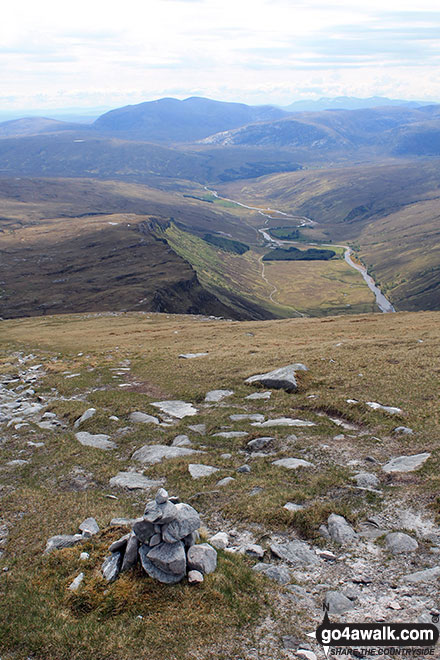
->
272, 458, 314, 470
208, 532, 229, 550
73, 408, 96, 428
188, 464, 219, 479
75, 432, 116, 450
382, 453, 431, 473
132, 445, 201, 465
172, 435, 192, 447
216, 477, 235, 487
68, 573, 84, 591
230, 413, 265, 422
179, 353, 208, 359
246, 391, 272, 400
366, 401, 402, 414
80, 552, 90, 560
213, 431, 248, 438
151, 400, 198, 419
252, 418, 315, 428
109, 471, 164, 490
188, 570, 204, 584
205, 389, 234, 402
284, 502, 304, 512
129, 411, 160, 424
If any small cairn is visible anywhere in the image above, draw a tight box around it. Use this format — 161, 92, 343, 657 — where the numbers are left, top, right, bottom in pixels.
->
102, 488, 217, 585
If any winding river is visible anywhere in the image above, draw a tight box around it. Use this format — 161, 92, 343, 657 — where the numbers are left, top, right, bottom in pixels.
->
204, 187, 395, 314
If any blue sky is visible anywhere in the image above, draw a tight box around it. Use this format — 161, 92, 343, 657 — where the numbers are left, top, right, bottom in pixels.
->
2, 0, 440, 112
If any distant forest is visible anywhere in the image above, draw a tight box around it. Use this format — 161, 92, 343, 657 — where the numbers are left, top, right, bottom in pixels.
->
263, 246, 336, 261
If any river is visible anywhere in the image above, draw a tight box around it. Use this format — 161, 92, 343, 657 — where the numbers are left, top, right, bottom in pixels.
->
204, 187, 395, 314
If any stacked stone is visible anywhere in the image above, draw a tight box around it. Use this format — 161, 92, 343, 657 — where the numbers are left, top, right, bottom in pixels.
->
102, 488, 217, 584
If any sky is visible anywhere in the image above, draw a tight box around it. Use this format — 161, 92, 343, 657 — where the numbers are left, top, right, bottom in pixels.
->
2, 0, 440, 114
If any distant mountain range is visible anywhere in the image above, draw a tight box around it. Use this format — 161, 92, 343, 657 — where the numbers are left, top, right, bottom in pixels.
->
282, 96, 434, 112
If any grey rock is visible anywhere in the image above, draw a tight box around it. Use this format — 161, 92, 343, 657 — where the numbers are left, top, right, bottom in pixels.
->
158, 500, 178, 524
132, 444, 201, 465
252, 563, 290, 584
385, 532, 419, 554
208, 532, 229, 550
121, 533, 139, 572
172, 435, 192, 447
213, 431, 249, 439
253, 418, 315, 428
272, 458, 314, 470
109, 472, 164, 491
403, 566, 440, 583
161, 503, 201, 543
205, 389, 234, 403
139, 543, 185, 583
79, 517, 99, 536
147, 540, 186, 575
80, 552, 89, 560
393, 426, 413, 435
188, 463, 219, 479
282, 635, 302, 650
383, 453, 431, 473
151, 400, 198, 419
237, 464, 251, 473
183, 531, 199, 550
247, 437, 273, 451
188, 569, 204, 584
220, 453, 232, 459
230, 413, 265, 422
216, 477, 235, 487
155, 488, 169, 504
109, 533, 130, 553
102, 551, 123, 582
353, 472, 380, 489
150, 534, 161, 547
129, 411, 160, 424
132, 518, 155, 543
246, 391, 272, 400
73, 408, 96, 428
270, 540, 319, 565
328, 514, 357, 544
245, 544, 265, 559
244, 363, 307, 392
179, 353, 208, 359
324, 591, 355, 615
284, 502, 304, 512
188, 424, 206, 435
143, 501, 164, 523
44, 534, 83, 554
319, 525, 330, 540
75, 431, 116, 450
110, 518, 137, 527
68, 572, 84, 591
187, 543, 217, 574
366, 401, 402, 414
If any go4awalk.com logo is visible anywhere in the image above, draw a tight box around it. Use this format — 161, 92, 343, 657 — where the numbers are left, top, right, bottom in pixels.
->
307, 609, 439, 658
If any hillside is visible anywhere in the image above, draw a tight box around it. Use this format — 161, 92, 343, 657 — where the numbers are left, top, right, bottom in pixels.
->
218, 160, 440, 311
0, 309, 439, 660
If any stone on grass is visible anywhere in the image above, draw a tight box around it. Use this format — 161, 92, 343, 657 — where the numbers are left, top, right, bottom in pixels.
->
284, 502, 304, 512
247, 437, 273, 451
132, 444, 201, 465
353, 472, 380, 489
253, 418, 315, 428
208, 532, 229, 550
382, 453, 431, 473
213, 431, 248, 439
188, 569, 204, 584
109, 472, 164, 491
188, 424, 206, 435
102, 551, 123, 582
245, 363, 307, 393
172, 435, 191, 447
403, 566, 440, 583
205, 389, 234, 403
80, 552, 90, 560
237, 464, 251, 473
272, 458, 314, 470
324, 591, 355, 615
161, 503, 201, 544
75, 431, 116, 450
270, 540, 319, 565
73, 408, 96, 428
187, 543, 217, 574
385, 532, 419, 555
246, 391, 272, 400
216, 477, 235, 487
393, 426, 413, 435
253, 563, 290, 584
366, 401, 402, 414
68, 572, 84, 591
147, 541, 187, 575
188, 464, 219, 479
129, 411, 160, 424
230, 413, 265, 422
328, 514, 357, 544
44, 534, 83, 554
79, 517, 99, 536
151, 400, 198, 419
179, 353, 208, 359
121, 533, 139, 571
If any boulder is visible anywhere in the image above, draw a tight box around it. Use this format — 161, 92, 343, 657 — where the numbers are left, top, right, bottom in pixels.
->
244, 363, 307, 392
44, 534, 83, 554
353, 472, 380, 489
246, 391, 272, 400
247, 437, 273, 451
150, 400, 198, 419
75, 432, 116, 450
272, 458, 314, 470
327, 514, 357, 544
270, 540, 319, 565
324, 591, 355, 615
245, 544, 265, 559
216, 477, 235, 487
383, 453, 431, 473
403, 566, 440, 583
139, 544, 185, 584
188, 464, 219, 479
208, 532, 229, 550
132, 444, 201, 465
205, 389, 234, 402
132, 518, 155, 543
171, 435, 192, 447
252, 563, 290, 584
188, 570, 204, 584
385, 532, 419, 555
73, 408, 96, 428
187, 543, 217, 574
161, 503, 201, 543
129, 411, 160, 424
147, 541, 187, 575
79, 517, 99, 536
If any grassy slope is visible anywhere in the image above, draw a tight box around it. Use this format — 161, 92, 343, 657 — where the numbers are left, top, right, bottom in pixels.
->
0, 310, 439, 659
218, 160, 440, 311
